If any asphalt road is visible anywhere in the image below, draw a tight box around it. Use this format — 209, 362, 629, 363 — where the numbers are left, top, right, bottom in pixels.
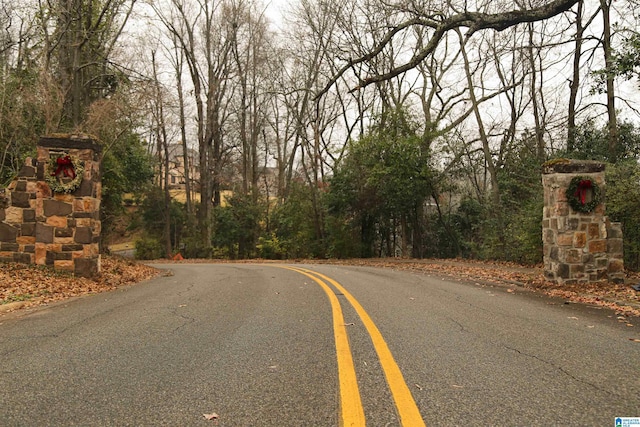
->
1, 263, 638, 426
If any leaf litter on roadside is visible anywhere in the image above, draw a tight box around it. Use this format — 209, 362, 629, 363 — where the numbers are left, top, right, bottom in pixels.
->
3, 256, 639, 317
1, 256, 160, 309
309, 258, 640, 317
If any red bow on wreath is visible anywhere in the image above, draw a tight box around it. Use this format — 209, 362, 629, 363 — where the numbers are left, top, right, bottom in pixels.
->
51, 155, 76, 179
573, 179, 592, 205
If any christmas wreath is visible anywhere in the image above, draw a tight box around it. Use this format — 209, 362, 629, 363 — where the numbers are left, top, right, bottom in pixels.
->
46, 153, 84, 193
566, 176, 601, 213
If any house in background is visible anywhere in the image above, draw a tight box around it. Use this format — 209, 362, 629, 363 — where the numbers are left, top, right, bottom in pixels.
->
166, 142, 199, 191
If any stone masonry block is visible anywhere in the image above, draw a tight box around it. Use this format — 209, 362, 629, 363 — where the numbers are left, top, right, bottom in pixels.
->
607, 222, 623, 239
53, 193, 74, 203
16, 236, 36, 245
74, 256, 100, 278
35, 223, 54, 243
43, 199, 72, 217
565, 249, 582, 263
36, 181, 52, 199
21, 223, 35, 237
55, 227, 73, 238
13, 253, 32, 264
75, 179, 92, 197
588, 223, 600, 240
0, 242, 19, 251
557, 263, 570, 279
573, 232, 586, 248
83, 244, 99, 257
62, 244, 84, 251
46, 216, 68, 228
74, 227, 93, 244
23, 209, 36, 222
73, 199, 85, 212
556, 233, 573, 246
588, 240, 607, 254
544, 229, 556, 244
608, 239, 624, 256
18, 165, 36, 178
570, 264, 585, 274
54, 237, 74, 245
53, 260, 74, 271
608, 259, 624, 274
35, 244, 46, 265
4, 206, 23, 224
0, 223, 18, 242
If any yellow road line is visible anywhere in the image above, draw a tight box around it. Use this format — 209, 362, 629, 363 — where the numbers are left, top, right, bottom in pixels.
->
283, 266, 366, 427
297, 268, 426, 427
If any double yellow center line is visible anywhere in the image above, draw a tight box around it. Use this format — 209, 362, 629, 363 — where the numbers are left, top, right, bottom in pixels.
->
282, 266, 426, 427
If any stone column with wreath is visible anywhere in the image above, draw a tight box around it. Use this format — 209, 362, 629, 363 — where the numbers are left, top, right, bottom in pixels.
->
38, 135, 102, 277
0, 135, 102, 277
542, 159, 624, 284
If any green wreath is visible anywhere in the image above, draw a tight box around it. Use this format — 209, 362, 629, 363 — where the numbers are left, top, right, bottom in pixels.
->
566, 176, 601, 213
46, 153, 84, 193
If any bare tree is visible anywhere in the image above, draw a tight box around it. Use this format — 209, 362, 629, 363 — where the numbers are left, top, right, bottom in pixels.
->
153, 0, 235, 248
318, 0, 581, 97
46, 0, 137, 129
228, 0, 272, 201
150, 49, 173, 258
600, 0, 618, 160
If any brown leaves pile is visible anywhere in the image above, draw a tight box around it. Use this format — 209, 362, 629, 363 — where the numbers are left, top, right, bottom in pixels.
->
3, 256, 639, 318
1, 256, 160, 310
310, 258, 640, 317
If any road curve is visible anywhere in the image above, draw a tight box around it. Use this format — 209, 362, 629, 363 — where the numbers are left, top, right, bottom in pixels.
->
1, 263, 638, 426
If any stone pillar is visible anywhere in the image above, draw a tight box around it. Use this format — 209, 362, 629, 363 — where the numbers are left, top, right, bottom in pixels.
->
36, 135, 102, 277
0, 135, 102, 277
542, 159, 624, 284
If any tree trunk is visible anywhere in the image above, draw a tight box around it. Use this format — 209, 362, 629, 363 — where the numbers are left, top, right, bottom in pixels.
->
600, 0, 618, 161
567, 1, 584, 152
174, 43, 193, 216
151, 51, 172, 258
460, 33, 505, 252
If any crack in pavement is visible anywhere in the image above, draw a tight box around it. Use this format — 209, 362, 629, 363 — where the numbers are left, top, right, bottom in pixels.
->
501, 344, 617, 397
447, 316, 467, 333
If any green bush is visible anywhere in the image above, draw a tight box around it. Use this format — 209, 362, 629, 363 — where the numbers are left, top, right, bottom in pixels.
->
606, 160, 640, 271
257, 233, 285, 259
134, 236, 165, 260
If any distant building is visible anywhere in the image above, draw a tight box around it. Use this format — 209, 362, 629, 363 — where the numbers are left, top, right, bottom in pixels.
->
165, 142, 199, 191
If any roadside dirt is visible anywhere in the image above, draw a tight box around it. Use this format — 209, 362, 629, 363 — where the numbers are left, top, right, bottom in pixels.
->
2, 257, 639, 317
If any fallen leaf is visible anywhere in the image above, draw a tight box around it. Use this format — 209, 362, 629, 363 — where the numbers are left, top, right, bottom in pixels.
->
507, 289, 514, 293
627, 324, 634, 327
203, 413, 219, 421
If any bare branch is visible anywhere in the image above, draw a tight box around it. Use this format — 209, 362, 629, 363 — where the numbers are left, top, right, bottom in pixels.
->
315, 0, 580, 99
